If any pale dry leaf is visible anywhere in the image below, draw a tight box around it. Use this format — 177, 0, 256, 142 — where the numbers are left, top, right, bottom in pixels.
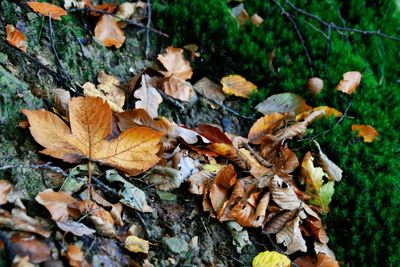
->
64, 0, 86, 9
12, 255, 34, 267
336, 71, 362, 94
193, 77, 225, 105
6, 24, 27, 52
231, 3, 249, 26
95, 14, 126, 48
270, 175, 301, 210
162, 78, 193, 102
23, 96, 163, 176
0, 179, 12, 205
115, 1, 147, 21
144, 166, 182, 191
220, 74, 257, 98
314, 242, 337, 261
351, 124, 378, 143
276, 216, 307, 254
226, 221, 252, 253
0, 209, 51, 237
56, 221, 96, 236
188, 170, 213, 195
250, 13, 264, 27
52, 88, 71, 117
35, 189, 77, 222
134, 75, 163, 118
157, 46, 193, 80
125, 235, 150, 254
27, 2, 68, 20
83, 71, 125, 112
256, 92, 311, 115
313, 141, 342, 182
307, 77, 324, 96
295, 106, 342, 122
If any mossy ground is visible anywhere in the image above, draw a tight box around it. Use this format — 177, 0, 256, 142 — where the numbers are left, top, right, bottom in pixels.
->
153, 0, 400, 265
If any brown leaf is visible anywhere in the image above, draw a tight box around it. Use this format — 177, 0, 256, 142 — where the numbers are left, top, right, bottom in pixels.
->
23, 96, 163, 176
115, 1, 146, 21
95, 14, 126, 48
6, 25, 27, 52
52, 88, 71, 118
144, 166, 182, 191
248, 113, 285, 144
220, 74, 257, 98
256, 93, 312, 115
313, 141, 342, 182
35, 189, 78, 222
270, 175, 301, 210
0, 209, 51, 237
83, 71, 125, 112
134, 75, 163, 118
295, 106, 342, 122
193, 77, 225, 105
194, 124, 232, 145
188, 170, 213, 195
317, 253, 340, 267
231, 3, 249, 26
351, 124, 378, 143
307, 77, 324, 96
336, 71, 362, 94
263, 209, 298, 234
294, 255, 318, 267
90, 4, 118, 16
0, 180, 12, 205
11, 232, 51, 264
276, 217, 307, 254
27, 2, 68, 20
157, 46, 193, 81
117, 108, 172, 133
250, 13, 264, 27
66, 244, 84, 267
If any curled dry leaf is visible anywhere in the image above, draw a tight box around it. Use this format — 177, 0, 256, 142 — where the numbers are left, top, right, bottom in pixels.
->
144, 166, 182, 191
6, 24, 27, 52
134, 75, 163, 118
0, 209, 51, 237
52, 88, 71, 118
23, 96, 163, 176
188, 170, 213, 195
89, 4, 118, 16
95, 14, 126, 48
83, 71, 125, 112
66, 244, 84, 267
248, 113, 285, 144
252, 250, 291, 267
276, 216, 307, 254
295, 106, 342, 122
313, 141, 342, 182
27, 2, 68, 20
270, 175, 301, 210
56, 221, 96, 236
336, 71, 362, 94
250, 13, 264, 27
307, 77, 324, 96
116, 1, 147, 21
193, 77, 225, 105
11, 232, 51, 264
0, 179, 12, 205
256, 92, 311, 115
35, 189, 77, 222
220, 74, 257, 98
12, 255, 34, 267
263, 209, 298, 234
351, 124, 378, 143
125, 235, 149, 254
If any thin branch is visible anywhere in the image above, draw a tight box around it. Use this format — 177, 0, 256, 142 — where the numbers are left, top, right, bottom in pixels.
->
155, 87, 186, 112
145, 0, 152, 58
242, 143, 273, 167
67, 7, 169, 38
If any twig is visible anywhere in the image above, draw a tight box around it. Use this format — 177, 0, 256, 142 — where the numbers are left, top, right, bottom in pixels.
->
145, 0, 152, 58
67, 7, 169, 38
242, 143, 273, 167
273, 0, 313, 72
92, 176, 119, 196
71, 30, 88, 59
156, 88, 186, 112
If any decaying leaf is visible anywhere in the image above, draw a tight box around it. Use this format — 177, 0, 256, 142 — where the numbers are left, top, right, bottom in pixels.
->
263, 209, 298, 234
0, 180, 12, 205
276, 216, 307, 254
295, 106, 342, 122
23, 96, 163, 176
35, 189, 77, 222
95, 14, 126, 48
252, 250, 291, 267
220, 74, 257, 98
307, 77, 324, 96
144, 166, 182, 191
6, 24, 27, 52
134, 75, 163, 118
115, 1, 147, 21
0, 209, 51, 237
301, 153, 334, 214
270, 176, 301, 210
313, 141, 342, 182
188, 170, 213, 195
27, 2, 68, 20
336, 71, 362, 94
256, 92, 312, 115
226, 221, 252, 253
56, 221, 96, 236
193, 77, 225, 105
12, 255, 34, 267
83, 71, 125, 112
351, 124, 378, 143
66, 244, 84, 267
248, 113, 285, 144
11, 232, 51, 264
125, 235, 149, 254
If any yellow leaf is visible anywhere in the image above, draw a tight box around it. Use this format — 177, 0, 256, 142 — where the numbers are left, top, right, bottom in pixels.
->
83, 71, 125, 112
125, 235, 149, 254
336, 71, 362, 94
252, 250, 291, 267
27, 2, 68, 20
94, 14, 126, 48
22, 96, 163, 176
295, 106, 342, 122
220, 74, 257, 98
351, 124, 378, 143
248, 113, 285, 144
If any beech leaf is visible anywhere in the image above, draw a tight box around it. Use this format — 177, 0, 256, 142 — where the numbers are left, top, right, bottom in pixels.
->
220, 74, 257, 98
56, 221, 96, 236
6, 24, 27, 52
248, 113, 285, 144
270, 175, 301, 210
256, 93, 312, 115
336, 71, 362, 94
276, 217, 307, 254
27, 2, 68, 20
193, 77, 225, 105
95, 14, 126, 48
35, 189, 77, 222
0, 179, 12, 205
351, 124, 378, 143
134, 75, 163, 118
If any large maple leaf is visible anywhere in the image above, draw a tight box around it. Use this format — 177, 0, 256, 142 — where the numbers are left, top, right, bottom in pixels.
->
22, 96, 163, 176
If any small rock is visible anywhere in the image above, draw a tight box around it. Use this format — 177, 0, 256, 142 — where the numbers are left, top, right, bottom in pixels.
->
162, 236, 189, 254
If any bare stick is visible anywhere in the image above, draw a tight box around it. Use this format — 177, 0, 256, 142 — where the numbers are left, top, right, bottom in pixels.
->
145, 0, 152, 58
242, 143, 273, 167
155, 87, 186, 112
87, 160, 92, 200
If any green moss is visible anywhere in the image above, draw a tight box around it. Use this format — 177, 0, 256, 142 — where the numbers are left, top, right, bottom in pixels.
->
154, 0, 400, 265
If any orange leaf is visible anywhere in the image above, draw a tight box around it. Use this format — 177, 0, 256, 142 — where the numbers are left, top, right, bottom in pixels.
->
336, 71, 362, 94
295, 106, 342, 122
22, 96, 163, 176
157, 46, 193, 81
220, 74, 257, 98
35, 189, 78, 222
95, 14, 126, 48
6, 25, 27, 52
0, 180, 12, 205
27, 2, 67, 20
11, 232, 51, 264
351, 124, 378, 143
248, 113, 285, 144
317, 253, 340, 267
90, 3, 118, 16
66, 245, 84, 267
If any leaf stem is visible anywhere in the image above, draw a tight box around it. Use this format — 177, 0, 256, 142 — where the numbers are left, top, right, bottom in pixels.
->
87, 160, 92, 200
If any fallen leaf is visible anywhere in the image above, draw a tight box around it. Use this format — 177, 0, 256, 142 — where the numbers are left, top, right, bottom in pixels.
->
23, 96, 163, 176
64, 0, 87, 9
231, 3, 249, 26
115, 1, 146, 20
183, 44, 200, 59
336, 71, 362, 94
220, 74, 257, 98
27, 2, 68, 20
248, 113, 285, 144
314, 242, 337, 261
56, 221, 96, 236
66, 244, 84, 267
117, 108, 172, 133
193, 77, 225, 105
317, 253, 340, 267
6, 24, 27, 52
226, 221, 252, 253
188, 170, 213, 195
95, 14, 126, 48
134, 75, 163, 118
313, 141, 342, 182
252, 250, 291, 267
270, 175, 301, 210
0, 209, 51, 237
144, 166, 182, 191
256, 93, 311, 115
11, 255, 34, 267
263, 209, 298, 234
125, 235, 149, 254
250, 13, 264, 27
307, 77, 324, 96
52, 88, 71, 118
295, 106, 342, 122
11, 232, 51, 264
0, 180, 12, 205
301, 152, 334, 214
351, 124, 378, 143
83, 71, 125, 112
35, 189, 78, 222
294, 255, 318, 267
276, 216, 307, 254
